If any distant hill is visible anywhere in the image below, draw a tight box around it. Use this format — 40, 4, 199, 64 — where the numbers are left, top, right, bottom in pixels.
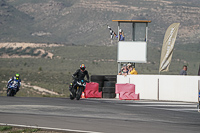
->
0, 0, 200, 47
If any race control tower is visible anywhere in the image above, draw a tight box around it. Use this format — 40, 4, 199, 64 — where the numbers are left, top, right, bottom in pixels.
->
112, 20, 151, 71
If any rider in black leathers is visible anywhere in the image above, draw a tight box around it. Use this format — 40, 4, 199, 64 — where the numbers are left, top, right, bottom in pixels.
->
70, 64, 89, 92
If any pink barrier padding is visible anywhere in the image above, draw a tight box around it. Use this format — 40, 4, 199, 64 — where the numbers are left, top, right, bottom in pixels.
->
115, 83, 139, 100
115, 83, 135, 93
119, 92, 139, 100
85, 90, 102, 98
85, 82, 102, 98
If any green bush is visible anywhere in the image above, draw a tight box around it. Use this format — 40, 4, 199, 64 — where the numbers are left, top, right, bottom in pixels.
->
41, 52, 48, 58
33, 51, 41, 56
38, 67, 42, 71
0, 126, 12, 131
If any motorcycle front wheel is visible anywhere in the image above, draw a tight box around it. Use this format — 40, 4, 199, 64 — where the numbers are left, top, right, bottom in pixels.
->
76, 87, 82, 100
7, 89, 14, 96
70, 94, 75, 100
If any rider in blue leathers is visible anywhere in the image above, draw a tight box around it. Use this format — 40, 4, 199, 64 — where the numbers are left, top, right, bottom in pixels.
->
7, 74, 21, 93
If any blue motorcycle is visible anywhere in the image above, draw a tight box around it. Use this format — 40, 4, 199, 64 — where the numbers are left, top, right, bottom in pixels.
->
7, 81, 18, 96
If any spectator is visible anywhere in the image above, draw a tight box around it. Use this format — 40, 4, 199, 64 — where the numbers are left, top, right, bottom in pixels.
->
128, 66, 133, 75
118, 64, 128, 75
127, 63, 132, 70
115, 29, 125, 41
129, 67, 138, 75
198, 64, 200, 76
180, 65, 187, 75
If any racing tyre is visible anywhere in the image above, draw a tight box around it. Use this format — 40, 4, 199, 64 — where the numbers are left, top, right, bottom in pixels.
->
104, 81, 116, 87
104, 75, 117, 82
102, 87, 115, 93
102, 93, 116, 98
99, 87, 103, 92
91, 75, 104, 81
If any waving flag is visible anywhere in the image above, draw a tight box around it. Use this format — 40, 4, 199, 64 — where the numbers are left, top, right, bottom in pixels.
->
107, 25, 116, 39
159, 23, 180, 72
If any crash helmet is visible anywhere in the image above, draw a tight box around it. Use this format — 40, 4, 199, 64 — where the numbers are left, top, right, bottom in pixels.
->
15, 73, 20, 80
80, 64, 86, 70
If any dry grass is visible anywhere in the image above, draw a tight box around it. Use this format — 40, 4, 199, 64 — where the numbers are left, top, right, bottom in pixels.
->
0, 126, 66, 133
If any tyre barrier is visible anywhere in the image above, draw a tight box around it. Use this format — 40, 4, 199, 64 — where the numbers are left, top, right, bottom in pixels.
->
99, 87, 103, 92
91, 75, 117, 98
102, 93, 116, 98
104, 81, 116, 87
91, 75, 105, 81
104, 75, 117, 82
102, 87, 115, 93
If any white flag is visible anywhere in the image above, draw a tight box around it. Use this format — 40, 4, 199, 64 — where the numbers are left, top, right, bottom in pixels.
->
159, 23, 180, 72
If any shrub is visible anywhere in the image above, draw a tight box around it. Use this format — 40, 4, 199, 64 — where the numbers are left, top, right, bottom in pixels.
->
38, 67, 42, 71
41, 52, 48, 58
33, 51, 41, 56
0, 126, 12, 131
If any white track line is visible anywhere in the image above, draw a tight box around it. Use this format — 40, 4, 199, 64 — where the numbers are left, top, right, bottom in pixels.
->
125, 104, 197, 107
0, 123, 103, 133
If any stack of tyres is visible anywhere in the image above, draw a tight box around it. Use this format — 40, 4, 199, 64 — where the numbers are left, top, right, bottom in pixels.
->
91, 75, 104, 92
102, 75, 117, 98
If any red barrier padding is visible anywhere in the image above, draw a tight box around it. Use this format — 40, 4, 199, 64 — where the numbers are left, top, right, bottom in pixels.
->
115, 83, 135, 93
85, 82, 102, 98
115, 83, 139, 100
119, 92, 139, 100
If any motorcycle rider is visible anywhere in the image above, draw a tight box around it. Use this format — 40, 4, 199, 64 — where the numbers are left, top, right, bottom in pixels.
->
70, 64, 89, 92
7, 74, 21, 93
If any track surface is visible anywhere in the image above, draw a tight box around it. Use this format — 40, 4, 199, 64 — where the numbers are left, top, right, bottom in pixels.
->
0, 96, 200, 133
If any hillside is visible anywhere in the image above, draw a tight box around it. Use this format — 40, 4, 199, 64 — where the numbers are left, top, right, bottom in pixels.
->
0, 43, 199, 97
0, 0, 199, 97
0, 0, 200, 46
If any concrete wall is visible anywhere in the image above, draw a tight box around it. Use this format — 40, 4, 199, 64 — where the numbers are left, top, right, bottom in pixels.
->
117, 75, 200, 103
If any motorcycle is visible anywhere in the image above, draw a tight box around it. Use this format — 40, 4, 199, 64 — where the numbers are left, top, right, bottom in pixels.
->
7, 81, 18, 96
69, 79, 86, 100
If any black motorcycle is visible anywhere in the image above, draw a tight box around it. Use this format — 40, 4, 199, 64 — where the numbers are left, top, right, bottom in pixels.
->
69, 79, 86, 100
7, 81, 18, 96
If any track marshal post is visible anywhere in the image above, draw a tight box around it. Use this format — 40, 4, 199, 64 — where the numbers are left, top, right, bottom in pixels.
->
112, 20, 151, 73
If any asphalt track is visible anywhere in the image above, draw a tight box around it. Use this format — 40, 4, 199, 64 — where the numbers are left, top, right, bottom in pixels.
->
0, 96, 200, 133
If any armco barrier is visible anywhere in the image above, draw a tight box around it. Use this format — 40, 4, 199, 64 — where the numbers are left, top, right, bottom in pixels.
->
117, 75, 200, 103
84, 82, 102, 98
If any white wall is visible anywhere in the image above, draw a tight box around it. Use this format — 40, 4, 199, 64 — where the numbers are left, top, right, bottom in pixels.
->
117, 75, 130, 83
159, 75, 199, 102
117, 75, 200, 103
129, 75, 158, 100
118, 41, 147, 63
